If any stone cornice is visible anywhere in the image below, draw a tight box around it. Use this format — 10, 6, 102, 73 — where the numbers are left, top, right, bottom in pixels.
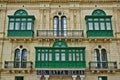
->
0, 0, 120, 3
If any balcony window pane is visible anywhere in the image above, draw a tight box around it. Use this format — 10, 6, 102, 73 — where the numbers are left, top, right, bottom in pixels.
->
38, 53, 40, 61
94, 23, 99, 30
106, 22, 111, 30
80, 54, 83, 61
88, 22, 93, 30
15, 22, 20, 30
21, 22, 26, 30
61, 53, 65, 61
55, 53, 59, 61
41, 53, 44, 61
10, 18, 14, 21
49, 53, 52, 61
94, 18, 98, 21
73, 54, 75, 61
28, 18, 32, 21
76, 53, 79, 61
16, 18, 20, 21
9, 22, 14, 30
100, 18, 104, 21
100, 23, 105, 30
69, 53, 72, 61
22, 18, 26, 21
27, 22, 32, 30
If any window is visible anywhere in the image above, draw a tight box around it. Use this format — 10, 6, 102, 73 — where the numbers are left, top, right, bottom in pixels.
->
14, 48, 27, 68
15, 76, 23, 80
53, 13, 67, 37
85, 9, 113, 37
8, 9, 35, 37
98, 76, 107, 80
94, 48, 108, 68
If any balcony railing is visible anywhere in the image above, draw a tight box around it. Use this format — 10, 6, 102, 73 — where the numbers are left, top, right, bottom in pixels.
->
89, 61, 117, 69
37, 30, 84, 37
4, 61, 33, 68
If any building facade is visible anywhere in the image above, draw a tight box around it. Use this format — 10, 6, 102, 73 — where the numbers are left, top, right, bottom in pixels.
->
0, 0, 120, 80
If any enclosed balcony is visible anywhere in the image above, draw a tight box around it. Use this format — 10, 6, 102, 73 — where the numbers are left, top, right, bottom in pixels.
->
89, 61, 117, 73
37, 30, 84, 38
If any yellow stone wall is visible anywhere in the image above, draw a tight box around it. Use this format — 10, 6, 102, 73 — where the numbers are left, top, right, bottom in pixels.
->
0, 0, 120, 80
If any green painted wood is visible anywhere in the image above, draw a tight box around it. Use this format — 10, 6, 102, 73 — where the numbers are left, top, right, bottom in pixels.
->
87, 30, 113, 37
35, 41, 86, 68
8, 30, 34, 37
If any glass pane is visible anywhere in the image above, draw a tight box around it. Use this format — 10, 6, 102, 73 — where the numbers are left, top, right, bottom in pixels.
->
105, 18, 110, 21
80, 54, 83, 61
94, 18, 98, 21
15, 22, 20, 30
10, 18, 14, 21
88, 22, 93, 30
61, 53, 65, 61
27, 22, 32, 30
88, 18, 92, 21
22, 18, 26, 21
28, 18, 32, 21
69, 53, 72, 61
45, 53, 48, 61
55, 53, 59, 61
41, 53, 44, 61
22, 49, 27, 61
106, 22, 111, 30
9, 22, 14, 30
94, 23, 99, 30
100, 23, 105, 30
16, 18, 20, 21
100, 18, 104, 21
76, 53, 79, 61
38, 53, 40, 61
73, 54, 75, 61
49, 53, 52, 61
21, 22, 26, 30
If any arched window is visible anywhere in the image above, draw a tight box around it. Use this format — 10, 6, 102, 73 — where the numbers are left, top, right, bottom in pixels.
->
14, 48, 27, 68
85, 9, 113, 37
53, 16, 59, 36
8, 9, 35, 37
61, 16, 67, 36
94, 48, 108, 68
53, 13, 67, 37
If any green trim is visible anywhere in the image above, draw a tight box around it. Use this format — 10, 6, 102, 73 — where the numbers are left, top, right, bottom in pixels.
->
14, 9, 28, 16
87, 30, 113, 37
53, 40, 68, 47
35, 41, 86, 68
92, 9, 106, 16
8, 9, 35, 37
85, 9, 113, 37
8, 30, 34, 37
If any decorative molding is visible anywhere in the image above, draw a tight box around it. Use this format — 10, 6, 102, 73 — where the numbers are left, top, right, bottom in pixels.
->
0, 0, 120, 3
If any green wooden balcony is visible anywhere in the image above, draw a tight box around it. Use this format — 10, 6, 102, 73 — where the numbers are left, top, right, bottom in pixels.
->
87, 30, 113, 37
4, 61, 33, 68
35, 61, 86, 68
7, 30, 34, 37
37, 30, 84, 37
89, 61, 117, 69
